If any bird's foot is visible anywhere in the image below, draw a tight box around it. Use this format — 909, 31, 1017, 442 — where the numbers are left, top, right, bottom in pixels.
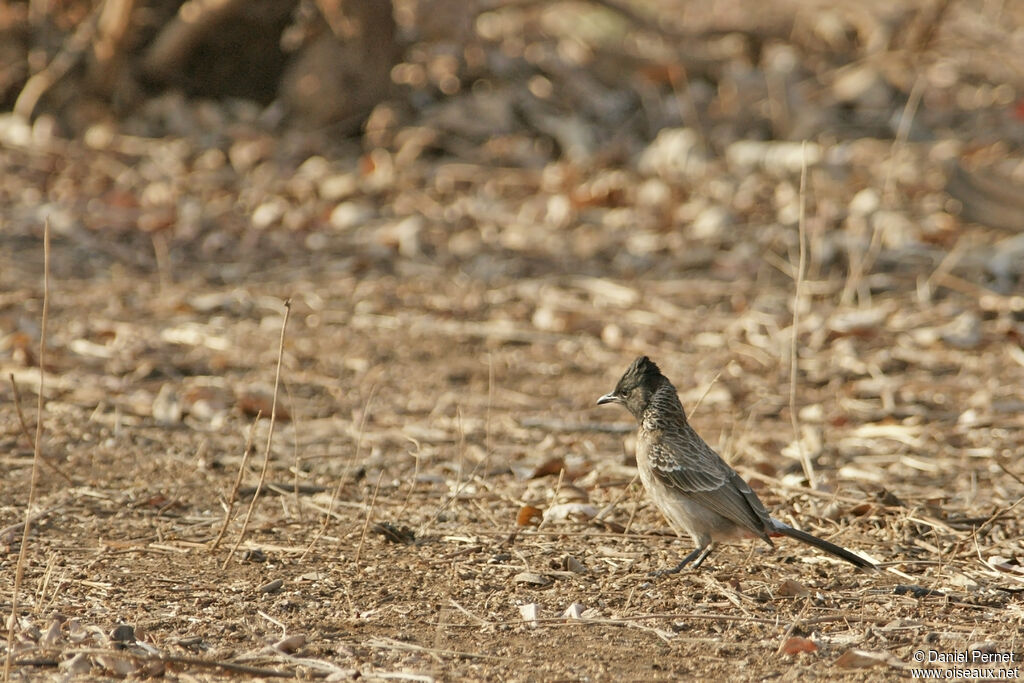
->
648, 546, 710, 576
648, 564, 686, 578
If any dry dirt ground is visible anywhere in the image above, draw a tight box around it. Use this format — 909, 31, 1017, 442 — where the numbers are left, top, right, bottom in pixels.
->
3, 1, 1024, 681
2, 197, 1023, 681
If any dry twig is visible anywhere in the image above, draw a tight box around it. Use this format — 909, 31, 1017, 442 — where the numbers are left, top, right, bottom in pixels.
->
354, 470, 386, 565
14, 12, 99, 119
224, 299, 291, 567
790, 142, 816, 491
301, 384, 377, 561
4, 221, 49, 683
210, 412, 261, 552
7, 373, 74, 485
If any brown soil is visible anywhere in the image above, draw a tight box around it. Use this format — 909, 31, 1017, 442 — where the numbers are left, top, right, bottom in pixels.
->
3, 1, 1024, 680
3, 223, 1022, 680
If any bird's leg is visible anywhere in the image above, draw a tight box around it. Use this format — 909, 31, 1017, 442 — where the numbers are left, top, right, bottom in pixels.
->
690, 544, 715, 569
651, 544, 713, 576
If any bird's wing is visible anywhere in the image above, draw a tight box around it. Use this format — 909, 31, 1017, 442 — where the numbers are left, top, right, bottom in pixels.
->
646, 433, 773, 541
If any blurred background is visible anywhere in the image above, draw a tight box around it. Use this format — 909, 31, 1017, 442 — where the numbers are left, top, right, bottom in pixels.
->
2, 0, 1023, 287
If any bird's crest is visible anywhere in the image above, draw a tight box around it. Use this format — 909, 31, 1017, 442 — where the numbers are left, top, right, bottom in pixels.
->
617, 356, 664, 392
598, 356, 675, 418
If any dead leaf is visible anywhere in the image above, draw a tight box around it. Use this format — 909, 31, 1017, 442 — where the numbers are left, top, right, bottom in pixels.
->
988, 556, 1024, 574
152, 383, 182, 424
236, 390, 291, 420
60, 653, 92, 676
542, 503, 598, 522
564, 555, 586, 573
96, 654, 135, 675
9, 331, 36, 367
40, 617, 64, 648
834, 649, 890, 668
272, 634, 306, 653
563, 603, 585, 619
552, 484, 589, 503
781, 636, 818, 655
518, 602, 541, 628
530, 457, 565, 478
517, 505, 542, 527
513, 572, 552, 587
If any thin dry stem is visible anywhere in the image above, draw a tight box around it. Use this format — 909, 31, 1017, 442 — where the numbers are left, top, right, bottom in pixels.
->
882, 74, 926, 206
4, 221, 49, 683
420, 405, 471, 536
285, 380, 302, 522
423, 357, 497, 533
354, 470, 385, 565
996, 461, 1024, 488
690, 368, 723, 416
920, 235, 967, 303
843, 74, 925, 306
210, 411, 261, 552
537, 466, 567, 530
667, 64, 707, 153
456, 406, 465, 489
365, 636, 513, 663
623, 476, 644, 536
594, 471, 640, 523
151, 232, 171, 293
774, 600, 811, 655
790, 142, 816, 491
8, 373, 73, 485
224, 299, 291, 567
395, 436, 422, 522
485, 354, 494, 462
48, 649, 299, 678
301, 384, 377, 561
448, 599, 491, 627
13, 12, 97, 119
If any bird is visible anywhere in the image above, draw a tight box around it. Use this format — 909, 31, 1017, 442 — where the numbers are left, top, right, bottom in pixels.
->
597, 356, 876, 574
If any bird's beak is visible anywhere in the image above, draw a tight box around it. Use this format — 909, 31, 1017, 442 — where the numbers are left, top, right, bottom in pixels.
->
596, 392, 620, 406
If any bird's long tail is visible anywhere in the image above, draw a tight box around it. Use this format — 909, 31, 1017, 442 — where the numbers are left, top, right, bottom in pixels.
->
770, 520, 877, 570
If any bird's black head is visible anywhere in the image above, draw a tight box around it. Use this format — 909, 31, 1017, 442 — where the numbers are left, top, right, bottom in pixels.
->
597, 356, 668, 420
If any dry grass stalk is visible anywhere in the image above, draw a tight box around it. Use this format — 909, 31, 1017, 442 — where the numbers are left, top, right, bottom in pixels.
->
484, 353, 494, 465
843, 74, 925, 306
395, 436, 422, 521
7, 373, 73, 485
223, 299, 292, 567
883, 74, 926, 207
420, 401, 486, 536
774, 600, 812, 655
354, 470, 385, 565
790, 142, 817, 491
4, 221, 49, 683
286, 381, 302, 522
365, 636, 513, 663
300, 384, 377, 561
58, 648, 300, 678
209, 411, 261, 552
691, 369, 722, 416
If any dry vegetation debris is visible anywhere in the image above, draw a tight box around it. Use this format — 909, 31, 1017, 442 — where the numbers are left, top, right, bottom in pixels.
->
2, 0, 1024, 680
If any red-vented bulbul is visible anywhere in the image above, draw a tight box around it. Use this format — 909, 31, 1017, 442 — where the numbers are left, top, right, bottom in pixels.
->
598, 356, 876, 573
